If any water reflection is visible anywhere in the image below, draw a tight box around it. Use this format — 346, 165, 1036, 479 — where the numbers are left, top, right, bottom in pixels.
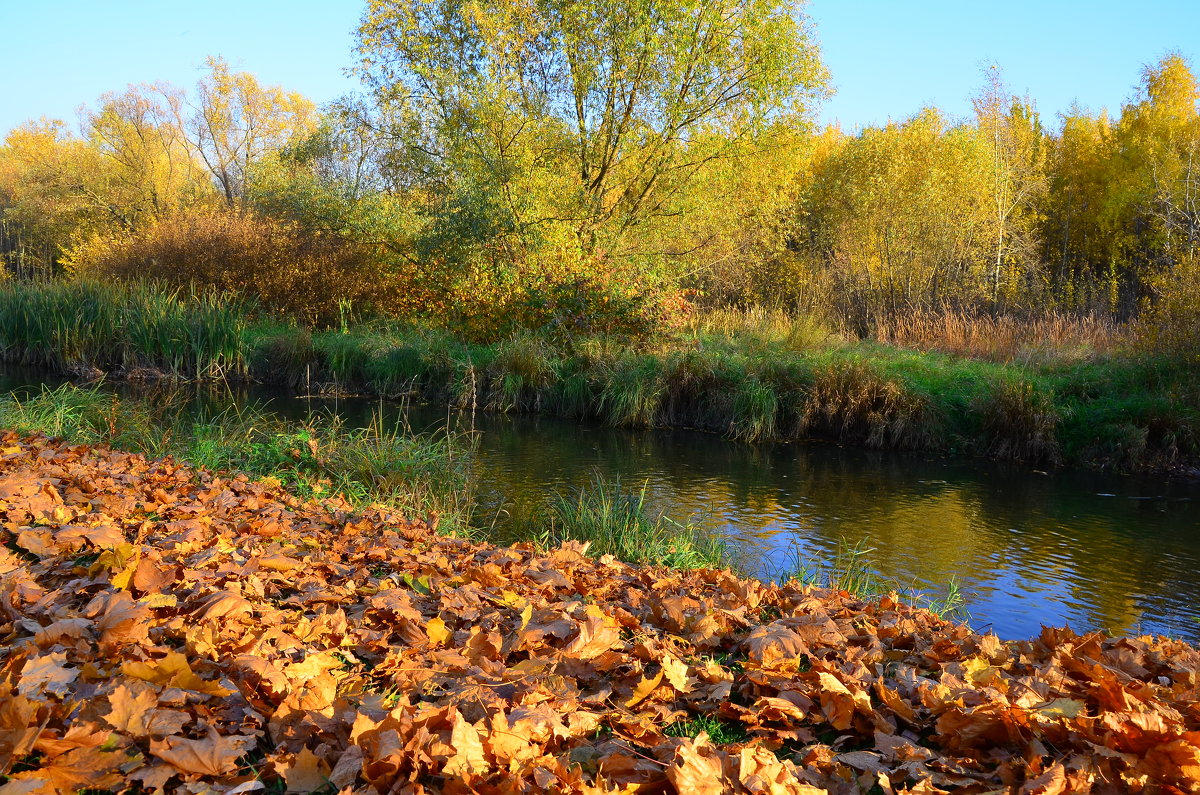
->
3, 372, 1198, 643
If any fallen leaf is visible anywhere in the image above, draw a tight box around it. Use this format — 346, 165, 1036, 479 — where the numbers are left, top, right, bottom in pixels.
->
151, 727, 255, 776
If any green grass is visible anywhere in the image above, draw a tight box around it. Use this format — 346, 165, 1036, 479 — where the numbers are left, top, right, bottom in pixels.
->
0, 279, 250, 378
541, 473, 729, 570
2, 279, 1198, 472
778, 538, 881, 598
664, 713, 748, 745
776, 538, 970, 621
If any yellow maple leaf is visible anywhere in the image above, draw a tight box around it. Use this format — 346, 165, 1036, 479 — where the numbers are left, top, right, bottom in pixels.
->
625, 670, 664, 707
89, 544, 139, 590
122, 652, 232, 696
426, 617, 452, 646
661, 654, 693, 693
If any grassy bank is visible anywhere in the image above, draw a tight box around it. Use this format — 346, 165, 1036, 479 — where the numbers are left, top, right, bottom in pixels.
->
0, 384, 731, 570
2, 280, 1198, 473
0, 383, 476, 535
0, 384, 959, 612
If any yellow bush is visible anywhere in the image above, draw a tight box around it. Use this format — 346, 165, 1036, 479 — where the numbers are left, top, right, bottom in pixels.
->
65, 209, 416, 326
1137, 255, 1200, 359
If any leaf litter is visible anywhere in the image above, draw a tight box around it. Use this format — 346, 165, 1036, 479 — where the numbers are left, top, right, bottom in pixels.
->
0, 432, 1197, 794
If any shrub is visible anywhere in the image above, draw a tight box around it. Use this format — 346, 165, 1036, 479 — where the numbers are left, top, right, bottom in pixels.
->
65, 208, 408, 327
800, 360, 938, 448
1137, 255, 1200, 361
975, 380, 1061, 464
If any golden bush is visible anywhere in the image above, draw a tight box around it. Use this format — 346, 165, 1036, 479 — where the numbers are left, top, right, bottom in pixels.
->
65, 209, 415, 326
1137, 255, 1200, 359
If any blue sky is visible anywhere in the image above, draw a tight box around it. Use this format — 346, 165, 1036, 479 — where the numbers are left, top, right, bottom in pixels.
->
1, 1, 1197, 136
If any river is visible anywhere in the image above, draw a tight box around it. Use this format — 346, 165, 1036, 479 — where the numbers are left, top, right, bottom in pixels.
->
4, 370, 1199, 643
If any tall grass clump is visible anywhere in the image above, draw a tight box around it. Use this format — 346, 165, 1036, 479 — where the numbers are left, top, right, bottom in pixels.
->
777, 539, 968, 620
659, 348, 732, 428
598, 354, 665, 427
545, 474, 727, 569
800, 360, 939, 449
188, 407, 477, 535
691, 306, 840, 353
730, 377, 778, 442
0, 280, 250, 378
358, 325, 471, 399
872, 309, 1120, 364
0, 383, 172, 455
777, 538, 880, 597
488, 331, 558, 412
975, 379, 1061, 464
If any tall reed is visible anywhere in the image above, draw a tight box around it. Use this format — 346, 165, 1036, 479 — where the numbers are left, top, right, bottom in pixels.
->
0, 280, 251, 378
871, 309, 1121, 363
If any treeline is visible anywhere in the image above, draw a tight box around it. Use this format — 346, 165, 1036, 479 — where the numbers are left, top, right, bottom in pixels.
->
780, 57, 1200, 344
0, 1, 1197, 350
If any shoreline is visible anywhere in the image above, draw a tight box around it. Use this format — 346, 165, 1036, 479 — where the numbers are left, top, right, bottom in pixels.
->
1, 280, 1197, 478
13, 350, 1200, 481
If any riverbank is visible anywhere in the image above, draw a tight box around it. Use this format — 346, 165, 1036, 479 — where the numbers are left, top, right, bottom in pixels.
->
2, 280, 1198, 474
0, 383, 738, 575
0, 433, 1197, 793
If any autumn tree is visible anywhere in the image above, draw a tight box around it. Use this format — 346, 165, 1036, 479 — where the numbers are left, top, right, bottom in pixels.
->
789, 109, 1000, 328
972, 66, 1048, 308
0, 120, 117, 275
1119, 54, 1200, 268
82, 83, 208, 225
187, 56, 317, 206
354, 0, 828, 301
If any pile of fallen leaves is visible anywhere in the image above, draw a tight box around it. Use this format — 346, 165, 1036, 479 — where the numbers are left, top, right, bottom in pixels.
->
0, 433, 1198, 795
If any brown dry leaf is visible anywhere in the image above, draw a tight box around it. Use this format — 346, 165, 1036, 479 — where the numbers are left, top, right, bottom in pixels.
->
443, 711, 489, 778
0, 693, 43, 764
0, 779, 53, 795
816, 672, 861, 731
17, 653, 78, 698
2, 433, 1199, 795
737, 744, 818, 794
283, 650, 345, 683
1019, 762, 1067, 795
259, 553, 303, 572
667, 737, 726, 795
874, 680, 917, 723
193, 590, 254, 622
563, 607, 622, 660
6, 747, 126, 793
33, 618, 93, 647
744, 623, 808, 665
281, 748, 332, 793
151, 726, 255, 776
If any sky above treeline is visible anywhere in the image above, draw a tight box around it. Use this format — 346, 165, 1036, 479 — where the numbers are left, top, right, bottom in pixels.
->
1, 0, 1198, 135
